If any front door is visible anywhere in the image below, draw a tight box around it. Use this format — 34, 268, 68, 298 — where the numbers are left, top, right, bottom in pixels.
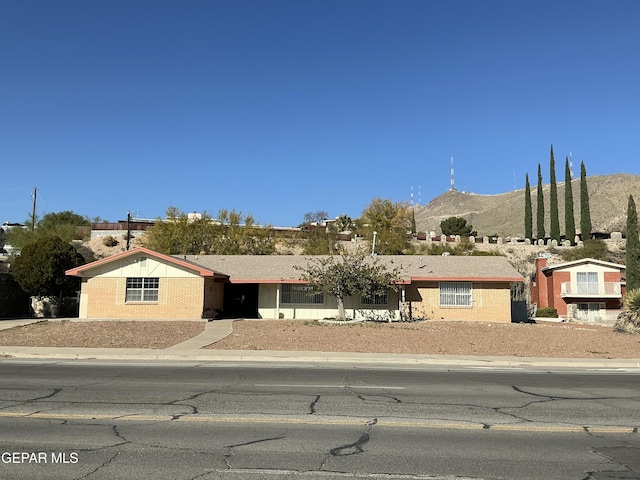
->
223, 284, 259, 318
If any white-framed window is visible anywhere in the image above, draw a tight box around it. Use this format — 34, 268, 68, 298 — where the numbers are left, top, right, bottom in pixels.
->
280, 284, 324, 305
439, 282, 472, 307
361, 290, 389, 306
126, 277, 159, 302
576, 302, 605, 322
576, 272, 599, 294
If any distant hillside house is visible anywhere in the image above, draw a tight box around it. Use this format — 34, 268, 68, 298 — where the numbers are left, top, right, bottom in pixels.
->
66, 248, 524, 323
530, 255, 626, 324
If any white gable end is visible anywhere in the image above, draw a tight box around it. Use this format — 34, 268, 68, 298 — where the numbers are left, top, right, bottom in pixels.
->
83, 253, 202, 278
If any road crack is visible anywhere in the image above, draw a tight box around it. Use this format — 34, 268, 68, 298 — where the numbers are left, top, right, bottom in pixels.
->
324, 418, 378, 463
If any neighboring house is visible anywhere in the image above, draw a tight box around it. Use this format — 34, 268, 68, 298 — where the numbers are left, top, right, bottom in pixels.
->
66, 247, 524, 322
530, 255, 626, 323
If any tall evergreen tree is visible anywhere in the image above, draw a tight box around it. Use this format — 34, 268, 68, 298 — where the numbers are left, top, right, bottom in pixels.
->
524, 173, 532, 240
564, 157, 576, 244
536, 163, 545, 240
626, 195, 640, 291
549, 145, 560, 242
580, 161, 592, 240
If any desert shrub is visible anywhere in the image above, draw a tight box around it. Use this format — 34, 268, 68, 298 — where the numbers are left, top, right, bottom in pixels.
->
613, 289, 640, 334
535, 307, 558, 318
470, 249, 504, 256
102, 235, 119, 247
561, 239, 608, 261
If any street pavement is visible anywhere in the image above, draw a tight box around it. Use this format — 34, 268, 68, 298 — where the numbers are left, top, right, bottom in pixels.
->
1, 318, 640, 369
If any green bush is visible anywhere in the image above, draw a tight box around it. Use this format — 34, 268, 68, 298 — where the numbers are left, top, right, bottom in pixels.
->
561, 239, 608, 262
102, 235, 119, 247
535, 307, 558, 318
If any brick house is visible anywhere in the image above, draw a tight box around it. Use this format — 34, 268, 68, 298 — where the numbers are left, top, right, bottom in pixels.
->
66, 247, 524, 322
530, 255, 626, 323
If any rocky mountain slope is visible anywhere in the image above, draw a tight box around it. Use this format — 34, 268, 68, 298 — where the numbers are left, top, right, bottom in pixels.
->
413, 174, 640, 238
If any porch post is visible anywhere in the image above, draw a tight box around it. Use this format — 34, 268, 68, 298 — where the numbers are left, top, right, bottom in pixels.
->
276, 283, 280, 319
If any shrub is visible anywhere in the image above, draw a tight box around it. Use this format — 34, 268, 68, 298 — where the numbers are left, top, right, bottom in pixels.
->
535, 307, 558, 318
561, 239, 608, 262
102, 235, 119, 247
614, 289, 640, 335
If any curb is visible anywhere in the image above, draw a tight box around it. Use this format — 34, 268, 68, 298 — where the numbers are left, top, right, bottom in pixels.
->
2, 346, 640, 370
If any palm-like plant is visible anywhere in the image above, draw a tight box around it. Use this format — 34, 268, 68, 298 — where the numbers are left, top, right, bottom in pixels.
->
614, 289, 640, 334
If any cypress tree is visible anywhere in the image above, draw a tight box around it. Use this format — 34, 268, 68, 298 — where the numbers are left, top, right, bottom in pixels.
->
536, 163, 545, 240
549, 145, 560, 242
411, 208, 417, 235
626, 195, 640, 291
580, 161, 592, 240
564, 157, 576, 244
524, 173, 532, 240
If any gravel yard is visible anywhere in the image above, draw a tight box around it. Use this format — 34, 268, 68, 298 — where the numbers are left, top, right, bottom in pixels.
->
1, 318, 639, 358
208, 320, 640, 358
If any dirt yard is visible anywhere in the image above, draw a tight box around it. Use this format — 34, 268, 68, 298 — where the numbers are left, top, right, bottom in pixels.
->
1, 319, 639, 358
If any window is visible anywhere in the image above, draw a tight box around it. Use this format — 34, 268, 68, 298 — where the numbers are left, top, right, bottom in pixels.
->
280, 284, 324, 304
576, 272, 599, 294
576, 302, 604, 322
439, 282, 472, 307
361, 290, 389, 306
126, 277, 159, 302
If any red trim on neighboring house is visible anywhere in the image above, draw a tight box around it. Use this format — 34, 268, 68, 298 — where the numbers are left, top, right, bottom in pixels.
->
65, 247, 224, 278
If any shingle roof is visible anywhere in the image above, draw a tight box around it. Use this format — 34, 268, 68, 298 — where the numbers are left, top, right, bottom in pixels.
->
177, 254, 524, 283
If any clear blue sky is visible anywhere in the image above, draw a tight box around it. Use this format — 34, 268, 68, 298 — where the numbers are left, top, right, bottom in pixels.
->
2, 0, 639, 226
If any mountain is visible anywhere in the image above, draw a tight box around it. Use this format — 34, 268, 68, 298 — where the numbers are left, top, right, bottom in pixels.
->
413, 174, 640, 238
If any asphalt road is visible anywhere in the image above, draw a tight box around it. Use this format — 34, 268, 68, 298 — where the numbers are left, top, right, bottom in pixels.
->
0, 360, 639, 480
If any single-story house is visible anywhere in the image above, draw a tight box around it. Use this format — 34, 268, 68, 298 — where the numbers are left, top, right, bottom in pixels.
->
530, 255, 626, 323
66, 247, 524, 322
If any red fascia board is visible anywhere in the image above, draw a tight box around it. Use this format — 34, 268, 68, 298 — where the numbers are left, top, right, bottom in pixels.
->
228, 279, 308, 284
228, 279, 411, 285
410, 276, 524, 283
65, 246, 220, 278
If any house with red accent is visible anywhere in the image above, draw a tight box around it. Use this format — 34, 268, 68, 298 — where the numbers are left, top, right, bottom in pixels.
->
530, 255, 626, 323
66, 247, 524, 322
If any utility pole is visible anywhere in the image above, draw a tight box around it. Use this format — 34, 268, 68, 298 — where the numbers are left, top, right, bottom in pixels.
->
31, 187, 37, 231
126, 211, 131, 250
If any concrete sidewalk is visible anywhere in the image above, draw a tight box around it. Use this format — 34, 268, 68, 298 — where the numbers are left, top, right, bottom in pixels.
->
1, 318, 640, 369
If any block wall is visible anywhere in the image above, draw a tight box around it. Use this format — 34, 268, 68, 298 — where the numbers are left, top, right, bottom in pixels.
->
405, 282, 513, 323
81, 276, 205, 319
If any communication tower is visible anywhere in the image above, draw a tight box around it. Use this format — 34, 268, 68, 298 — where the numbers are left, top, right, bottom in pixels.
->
449, 156, 457, 191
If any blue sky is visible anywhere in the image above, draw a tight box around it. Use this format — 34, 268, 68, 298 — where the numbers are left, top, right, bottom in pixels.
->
2, 0, 639, 227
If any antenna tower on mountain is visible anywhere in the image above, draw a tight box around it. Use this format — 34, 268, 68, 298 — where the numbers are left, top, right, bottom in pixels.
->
449, 156, 457, 191
569, 151, 574, 179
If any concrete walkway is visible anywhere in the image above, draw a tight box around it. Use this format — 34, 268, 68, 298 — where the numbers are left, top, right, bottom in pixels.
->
164, 320, 234, 350
1, 318, 640, 369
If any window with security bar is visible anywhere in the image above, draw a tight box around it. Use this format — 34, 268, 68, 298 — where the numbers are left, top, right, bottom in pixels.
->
126, 277, 159, 302
439, 282, 472, 307
361, 290, 389, 306
280, 284, 324, 305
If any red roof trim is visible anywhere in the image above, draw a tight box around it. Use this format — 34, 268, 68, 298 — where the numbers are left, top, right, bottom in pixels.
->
410, 276, 524, 283
65, 247, 221, 278
228, 279, 307, 284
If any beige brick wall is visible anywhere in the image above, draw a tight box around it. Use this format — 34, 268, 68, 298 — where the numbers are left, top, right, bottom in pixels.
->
81, 276, 205, 319
405, 281, 512, 323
